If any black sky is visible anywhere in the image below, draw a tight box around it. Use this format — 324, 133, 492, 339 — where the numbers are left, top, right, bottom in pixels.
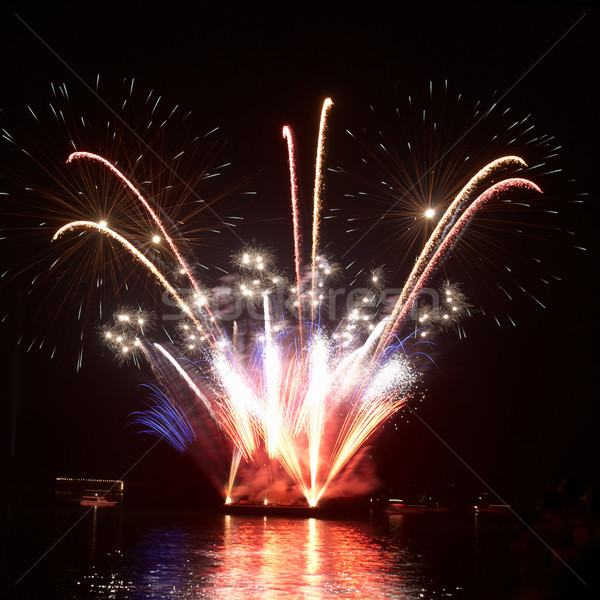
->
0, 2, 597, 507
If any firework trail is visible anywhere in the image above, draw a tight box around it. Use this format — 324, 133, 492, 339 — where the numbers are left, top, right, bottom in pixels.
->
384, 177, 542, 337
53, 220, 194, 323
66, 151, 225, 345
53, 99, 541, 507
282, 125, 304, 330
311, 98, 334, 321
391, 156, 527, 315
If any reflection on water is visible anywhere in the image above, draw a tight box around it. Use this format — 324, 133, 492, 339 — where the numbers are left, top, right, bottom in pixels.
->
77, 511, 463, 599
216, 515, 425, 598
6, 505, 514, 599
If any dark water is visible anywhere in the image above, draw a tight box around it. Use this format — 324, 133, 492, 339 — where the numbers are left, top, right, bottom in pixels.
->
2, 503, 596, 599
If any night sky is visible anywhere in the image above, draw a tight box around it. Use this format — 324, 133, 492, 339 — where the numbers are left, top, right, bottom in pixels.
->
0, 2, 597, 509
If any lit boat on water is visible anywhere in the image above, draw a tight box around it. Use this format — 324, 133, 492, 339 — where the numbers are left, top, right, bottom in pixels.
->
471, 503, 512, 515
56, 477, 124, 504
385, 498, 450, 515
80, 494, 119, 507
470, 492, 512, 515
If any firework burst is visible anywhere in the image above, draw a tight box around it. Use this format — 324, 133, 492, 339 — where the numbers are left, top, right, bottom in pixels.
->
336, 81, 567, 329
0, 78, 243, 367
23, 94, 544, 507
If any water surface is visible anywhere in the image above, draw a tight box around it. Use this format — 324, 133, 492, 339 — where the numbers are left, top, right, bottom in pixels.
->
2, 503, 593, 599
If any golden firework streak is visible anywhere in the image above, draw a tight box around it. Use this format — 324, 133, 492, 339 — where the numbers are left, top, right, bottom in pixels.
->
53, 221, 195, 324
66, 152, 224, 341
311, 98, 334, 320
387, 177, 542, 335
282, 126, 304, 330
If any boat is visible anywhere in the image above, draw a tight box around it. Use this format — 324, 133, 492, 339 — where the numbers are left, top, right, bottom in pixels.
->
470, 492, 512, 515
385, 497, 450, 515
471, 503, 512, 515
56, 477, 124, 504
385, 501, 450, 515
80, 494, 119, 507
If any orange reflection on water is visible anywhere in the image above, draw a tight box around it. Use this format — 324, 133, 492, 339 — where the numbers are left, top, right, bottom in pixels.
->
216, 514, 420, 598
